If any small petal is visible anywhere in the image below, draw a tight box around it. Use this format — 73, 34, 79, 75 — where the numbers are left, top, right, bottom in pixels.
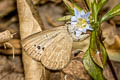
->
85, 16, 89, 21
89, 27, 93, 30
71, 22, 77, 25
85, 12, 90, 18
84, 12, 90, 22
86, 20, 90, 24
74, 8, 79, 17
80, 10, 85, 16
78, 28, 83, 31
86, 25, 93, 30
71, 16, 77, 22
75, 30, 82, 37
82, 28, 87, 33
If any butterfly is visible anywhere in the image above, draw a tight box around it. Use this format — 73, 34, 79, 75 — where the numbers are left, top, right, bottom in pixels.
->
21, 23, 90, 70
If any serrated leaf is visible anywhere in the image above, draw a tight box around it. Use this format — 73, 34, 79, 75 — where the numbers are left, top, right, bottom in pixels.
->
56, 15, 72, 21
63, 0, 74, 14
101, 3, 120, 23
83, 50, 105, 80
89, 31, 107, 68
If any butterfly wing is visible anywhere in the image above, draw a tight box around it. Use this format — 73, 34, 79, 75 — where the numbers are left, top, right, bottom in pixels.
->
22, 26, 72, 70
41, 31, 72, 70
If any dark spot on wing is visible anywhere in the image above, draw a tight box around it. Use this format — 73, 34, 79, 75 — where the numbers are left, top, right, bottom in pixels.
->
34, 44, 36, 47
42, 47, 45, 50
37, 46, 41, 49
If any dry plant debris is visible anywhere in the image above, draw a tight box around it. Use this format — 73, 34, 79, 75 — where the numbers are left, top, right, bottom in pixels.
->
0, 0, 120, 80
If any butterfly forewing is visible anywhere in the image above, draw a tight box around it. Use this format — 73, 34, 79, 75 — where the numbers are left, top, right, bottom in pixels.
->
22, 31, 59, 60
22, 26, 72, 70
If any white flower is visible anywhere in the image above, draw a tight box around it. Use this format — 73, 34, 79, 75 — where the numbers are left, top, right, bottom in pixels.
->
71, 8, 93, 37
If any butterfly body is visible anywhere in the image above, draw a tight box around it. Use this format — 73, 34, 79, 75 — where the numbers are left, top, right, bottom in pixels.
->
22, 24, 89, 70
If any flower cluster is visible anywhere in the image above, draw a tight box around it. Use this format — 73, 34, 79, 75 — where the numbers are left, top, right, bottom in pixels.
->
71, 8, 93, 37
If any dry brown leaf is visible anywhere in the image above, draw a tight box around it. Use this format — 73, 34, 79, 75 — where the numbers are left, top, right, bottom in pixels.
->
17, 0, 50, 80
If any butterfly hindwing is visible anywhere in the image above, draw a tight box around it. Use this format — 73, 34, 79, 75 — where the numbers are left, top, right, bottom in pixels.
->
22, 26, 72, 70
41, 31, 72, 70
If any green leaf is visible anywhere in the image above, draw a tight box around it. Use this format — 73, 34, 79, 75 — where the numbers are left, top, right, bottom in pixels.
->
85, 0, 107, 23
85, 0, 96, 10
56, 15, 72, 21
100, 3, 120, 23
92, 3, 98, 22
85, 0, 90, 8
85, 0, 98, 22
83, 50, 105, 80
90, 30, 107, 68
97, 0, 108, 12
63, 0, 74, 14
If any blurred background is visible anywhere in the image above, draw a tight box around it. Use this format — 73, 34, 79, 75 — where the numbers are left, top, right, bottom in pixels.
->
0, 0, 120, 80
